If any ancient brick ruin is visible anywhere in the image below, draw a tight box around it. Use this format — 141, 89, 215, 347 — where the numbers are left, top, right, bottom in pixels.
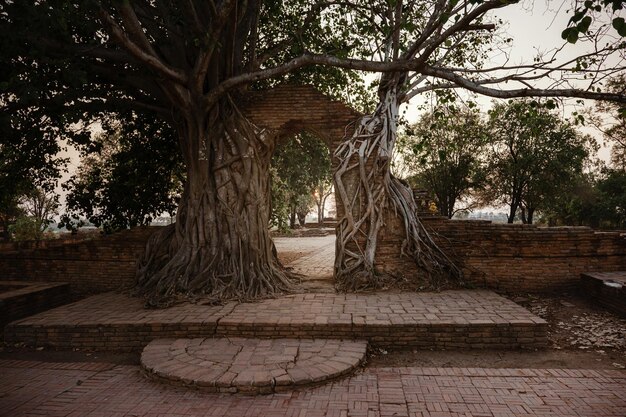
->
1, 84, 625, 297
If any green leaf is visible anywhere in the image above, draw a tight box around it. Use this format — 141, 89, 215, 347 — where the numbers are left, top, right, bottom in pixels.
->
612, 17, 626, 36
561, 27, 580, 43
577, 16, 592, 33
569, 9, 586, 24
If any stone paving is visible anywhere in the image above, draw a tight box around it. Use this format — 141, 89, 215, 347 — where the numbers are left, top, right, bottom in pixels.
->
141, 337, 367, 394
1, 359, 625, 416
5, 290, 547, 351
275, 235, 335, 291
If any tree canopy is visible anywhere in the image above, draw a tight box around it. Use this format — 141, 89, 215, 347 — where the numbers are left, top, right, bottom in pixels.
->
481, 100, 593, 224
399, 104, 488, 218
1, 0, 625, 302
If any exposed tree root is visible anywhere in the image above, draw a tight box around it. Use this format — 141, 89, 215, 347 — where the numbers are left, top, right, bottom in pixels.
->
135, 100, 294, 307
334, 87, 462, 292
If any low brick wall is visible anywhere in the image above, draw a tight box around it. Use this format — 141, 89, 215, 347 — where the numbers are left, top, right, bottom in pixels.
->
0, 227, 156, 296
581, 272, 626, 317
1, 219, 625, 295
0, 281, 70, 329
377, 217, 626, 293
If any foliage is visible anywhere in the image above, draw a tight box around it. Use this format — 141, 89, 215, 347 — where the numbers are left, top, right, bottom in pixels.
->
7, 187, 59, 241
270, 132, 331, 228
398, 105, 488, 218
542, 168, 626, 229
481, 100, 592, 224
61, 115, 184, 233
1, 1, 624, 302
9, 216, 42, 242
596, 168, 626, 227
561, 0, 625, 43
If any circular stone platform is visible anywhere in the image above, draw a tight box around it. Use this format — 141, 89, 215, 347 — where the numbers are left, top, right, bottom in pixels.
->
141, 337, 368, 394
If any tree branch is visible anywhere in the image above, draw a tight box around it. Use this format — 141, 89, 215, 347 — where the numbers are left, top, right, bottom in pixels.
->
98, 5, 187, 85
422, 65, 626, 103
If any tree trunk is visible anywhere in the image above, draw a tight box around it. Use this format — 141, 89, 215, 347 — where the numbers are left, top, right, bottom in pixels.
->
527, 207, 535, 224
317, 197, 323, 225
289, 205, 297, 228
135, 102, 292, 306
507, 202, 517, 223
334, 86, 461, 292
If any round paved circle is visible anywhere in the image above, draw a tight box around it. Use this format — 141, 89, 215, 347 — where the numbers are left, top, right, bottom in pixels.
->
141, 337, 367, 394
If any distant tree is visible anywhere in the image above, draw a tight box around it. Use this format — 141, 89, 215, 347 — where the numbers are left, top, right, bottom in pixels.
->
271, 132, 331, 228
542, 168, 626, 229
399, 105, 488, 218
482, 100, 591, 224
313, 182, 334, 225
61, 115, 184, 233
10, 187, 59, 241
0, 109, 66, 240
593, 75, 626, 169
596, 168, 626, 228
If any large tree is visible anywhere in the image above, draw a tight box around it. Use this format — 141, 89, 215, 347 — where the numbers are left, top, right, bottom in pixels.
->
481, 100, 592, 224
1, 1, 624, 303
399, 105, 488, 218
62, 114, 184, 233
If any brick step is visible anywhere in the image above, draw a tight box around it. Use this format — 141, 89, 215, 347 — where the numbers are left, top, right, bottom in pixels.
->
3, 290, 547, 352
141, 337, 367, 394
0, 281, 71, 329
581, 271, 626, 317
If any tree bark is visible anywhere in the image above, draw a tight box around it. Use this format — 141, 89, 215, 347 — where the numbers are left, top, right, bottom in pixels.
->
334, 86, 461, 291
135, 101, 292, 306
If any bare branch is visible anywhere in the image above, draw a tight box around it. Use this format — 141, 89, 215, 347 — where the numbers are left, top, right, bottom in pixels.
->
422, 65, 626, 103
98, 5, 187, 85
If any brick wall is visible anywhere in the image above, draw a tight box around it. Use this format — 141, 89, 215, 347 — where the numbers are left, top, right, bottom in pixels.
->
2, 219, 624, 295
375, 215, 626, 293
0, 227, 156, 296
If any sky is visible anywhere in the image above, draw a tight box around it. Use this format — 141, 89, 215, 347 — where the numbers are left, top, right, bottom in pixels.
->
54, 0, 624, 210
399, 0, 624, 165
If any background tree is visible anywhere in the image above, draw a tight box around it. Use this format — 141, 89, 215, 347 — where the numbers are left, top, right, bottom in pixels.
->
313, 181, 334, 225
61, 114, 184, 233
11, 187, 59, 241
592, 75, 626, 169
0, 109, 66, 240
398, 104, 488, 218
480, 100, 591, 224
271, 132, 331, 228
2, 1, 624, 303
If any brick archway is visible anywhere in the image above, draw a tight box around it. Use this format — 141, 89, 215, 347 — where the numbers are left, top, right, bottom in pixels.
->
241, 84, 414, 280
242, 84, 361, 224
242, 84, 361, 152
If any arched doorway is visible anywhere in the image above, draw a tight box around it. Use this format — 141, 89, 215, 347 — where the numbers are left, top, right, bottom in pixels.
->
244, 84, 427, 286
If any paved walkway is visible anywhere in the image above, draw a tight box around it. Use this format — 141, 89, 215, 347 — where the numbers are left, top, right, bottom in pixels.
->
1, 359, 624, 416
5, 290, 547, 351
275, 235, 335, 291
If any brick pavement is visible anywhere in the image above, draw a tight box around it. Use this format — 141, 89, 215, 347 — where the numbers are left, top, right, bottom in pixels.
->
1, 359, 624, 416
141, 338, 367, 394
5, 290, 547, 351
285, 237, 335, 278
